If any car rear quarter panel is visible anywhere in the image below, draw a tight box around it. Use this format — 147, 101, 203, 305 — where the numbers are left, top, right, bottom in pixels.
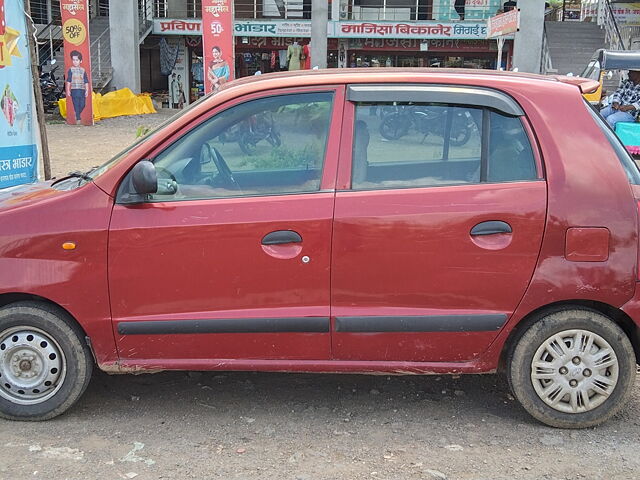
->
0, 183, 117, 364
476, 81, 638, 369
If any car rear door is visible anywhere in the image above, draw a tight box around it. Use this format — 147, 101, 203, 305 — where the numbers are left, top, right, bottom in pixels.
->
108, 86, 344, 364
331, 84, 547, 363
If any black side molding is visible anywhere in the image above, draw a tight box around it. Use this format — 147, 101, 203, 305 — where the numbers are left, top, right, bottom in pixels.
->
335, 314, 508, 333
118, 317, 330, 335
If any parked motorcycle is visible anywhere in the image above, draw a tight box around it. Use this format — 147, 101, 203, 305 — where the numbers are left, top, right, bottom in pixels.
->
40, 66, 65, 113
379, 104, 474, 147
219, 112, 282, 155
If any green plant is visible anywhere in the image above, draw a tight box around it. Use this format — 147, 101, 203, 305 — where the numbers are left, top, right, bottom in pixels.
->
135, 125, 151, 138
240, 141, 322, 170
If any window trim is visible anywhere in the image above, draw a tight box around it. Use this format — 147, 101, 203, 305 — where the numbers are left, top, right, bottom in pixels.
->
115, 85, 345, 204
347, 84, 525, 117
343, 101, 542, 192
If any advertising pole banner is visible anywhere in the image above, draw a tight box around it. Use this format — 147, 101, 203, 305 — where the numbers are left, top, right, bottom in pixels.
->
0, 0, 39, 189
60, 0, 93, 125
202, 0, 235, 94
167, 38, 189, 109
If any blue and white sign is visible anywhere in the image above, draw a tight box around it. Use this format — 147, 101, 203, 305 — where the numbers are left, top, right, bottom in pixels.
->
0, 0, 39, 189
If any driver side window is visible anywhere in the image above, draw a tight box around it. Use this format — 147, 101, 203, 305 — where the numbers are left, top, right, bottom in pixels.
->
150, 92, 334, 201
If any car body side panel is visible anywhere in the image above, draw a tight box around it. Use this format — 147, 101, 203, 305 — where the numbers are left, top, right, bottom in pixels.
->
474, 80, 639, 370
0, 183, 117, 364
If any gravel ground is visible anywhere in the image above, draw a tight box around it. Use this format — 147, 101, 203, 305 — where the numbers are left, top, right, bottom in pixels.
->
1, 371, 639, 480
2, 110, 639, 480
45, 110, 176, 178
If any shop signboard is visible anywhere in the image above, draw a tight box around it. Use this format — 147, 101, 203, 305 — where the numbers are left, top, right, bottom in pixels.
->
155, 19, 202, 34
202, 0, 235, 94
347, 38, 498, 52
334, 21, 487, 39
487, 8, 519, 38
235, 21, 312, 37
60, 0, 93, 126
154, 19, 490, 40
609, 3, 640, 25
0, 0, 39, 189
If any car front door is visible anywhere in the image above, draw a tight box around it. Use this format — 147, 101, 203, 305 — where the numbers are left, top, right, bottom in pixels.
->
108, 87, 343, 364
331, 84, 547, 363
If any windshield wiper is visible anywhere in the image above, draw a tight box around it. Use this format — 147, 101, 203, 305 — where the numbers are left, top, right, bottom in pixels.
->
66, 171, 93, 182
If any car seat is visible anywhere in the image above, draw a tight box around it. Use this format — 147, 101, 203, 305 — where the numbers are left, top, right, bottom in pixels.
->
352, 120, 370, 187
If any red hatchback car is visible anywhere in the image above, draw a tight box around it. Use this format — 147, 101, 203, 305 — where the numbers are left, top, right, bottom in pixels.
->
1, 69, 639, 428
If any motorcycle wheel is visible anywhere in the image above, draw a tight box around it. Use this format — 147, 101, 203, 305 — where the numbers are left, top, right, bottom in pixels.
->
266, 129, 282, 148
449, 114, 472, 147
239, 133, 259, 156
379, 114, 410, 141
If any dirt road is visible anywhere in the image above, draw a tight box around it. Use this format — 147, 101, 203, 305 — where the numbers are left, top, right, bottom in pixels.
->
1, 370, 639, 480
1, 113, 639, 480
45, 111, 176, 178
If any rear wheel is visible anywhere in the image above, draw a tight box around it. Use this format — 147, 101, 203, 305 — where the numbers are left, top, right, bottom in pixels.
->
0, 302, 93, 421
379, 114, 410, 140
508, 308, 636, 428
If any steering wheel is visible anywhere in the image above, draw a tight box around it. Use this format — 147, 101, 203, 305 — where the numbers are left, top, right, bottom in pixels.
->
202, 143, 242, 191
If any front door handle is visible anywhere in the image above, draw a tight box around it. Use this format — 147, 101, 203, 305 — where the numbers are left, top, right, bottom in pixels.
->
470, 221, 512, 236
261, 230, 302, 245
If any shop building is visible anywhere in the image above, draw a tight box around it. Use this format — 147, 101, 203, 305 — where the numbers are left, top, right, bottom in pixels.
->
30, 0, 513, 109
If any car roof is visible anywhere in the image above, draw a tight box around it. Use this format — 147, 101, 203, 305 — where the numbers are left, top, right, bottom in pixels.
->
596, 49, 640, 69
219, 67, 599, 95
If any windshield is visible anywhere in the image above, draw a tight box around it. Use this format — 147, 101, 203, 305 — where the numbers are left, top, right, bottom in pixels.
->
86, 93, 214, 180
580, 59, 601, 81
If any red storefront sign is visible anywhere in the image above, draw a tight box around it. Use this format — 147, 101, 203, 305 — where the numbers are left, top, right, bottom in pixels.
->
60, 0, 93, 126
235, 37, 338, 50
202, 0, 234, 94
234, 37, 497, 53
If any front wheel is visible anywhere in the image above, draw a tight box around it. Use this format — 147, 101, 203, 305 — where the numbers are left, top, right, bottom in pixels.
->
0, 302, 93, 421
379, 114, 410, 140
508, 308, 636, 428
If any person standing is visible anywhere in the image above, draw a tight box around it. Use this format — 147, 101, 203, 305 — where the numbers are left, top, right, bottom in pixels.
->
601, 70, 640, 128
65, 50, 89, 124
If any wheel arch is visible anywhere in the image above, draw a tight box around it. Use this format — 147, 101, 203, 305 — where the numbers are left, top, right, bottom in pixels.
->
0, 293, 92, 350
498, 300, 640, 372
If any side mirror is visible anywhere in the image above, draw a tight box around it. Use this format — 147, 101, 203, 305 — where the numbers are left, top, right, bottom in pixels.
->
131, 160, 158, 194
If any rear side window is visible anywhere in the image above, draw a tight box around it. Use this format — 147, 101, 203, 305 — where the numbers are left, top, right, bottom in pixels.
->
351, 102, 537, 190
586, 100, 640, 185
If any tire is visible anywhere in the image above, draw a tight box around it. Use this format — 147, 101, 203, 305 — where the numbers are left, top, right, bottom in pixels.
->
0, 302, 93, 421
379, 114, 410, 140
508, 308, 636, 428
239, 133, 258, 156
448, 115, 472, 147
266, 129, 281, 148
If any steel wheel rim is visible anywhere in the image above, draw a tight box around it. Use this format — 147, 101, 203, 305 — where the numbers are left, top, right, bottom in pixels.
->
0, 326, 66, 405
530, 329, 619, 414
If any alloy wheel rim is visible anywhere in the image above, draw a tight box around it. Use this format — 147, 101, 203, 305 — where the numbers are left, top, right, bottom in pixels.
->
530, 329, 619, 414
0, 327, 66, 405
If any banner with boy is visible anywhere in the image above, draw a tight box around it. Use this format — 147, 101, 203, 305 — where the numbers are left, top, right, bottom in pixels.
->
202, 0, 235, 95
0, 0, 39, 189
61, 0, 93, 125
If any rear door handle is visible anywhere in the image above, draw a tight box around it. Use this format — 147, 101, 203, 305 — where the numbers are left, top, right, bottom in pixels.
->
261, 230, 303, 245
470, 221, 512, 236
